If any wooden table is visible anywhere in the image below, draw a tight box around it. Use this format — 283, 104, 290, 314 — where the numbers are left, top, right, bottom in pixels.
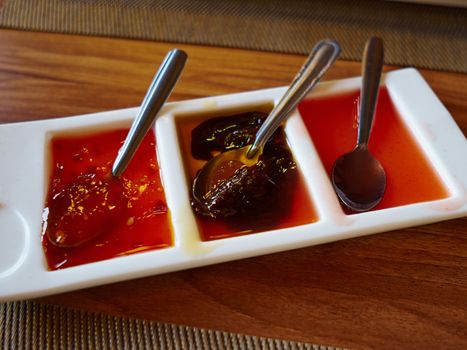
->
1, 29, 466, 350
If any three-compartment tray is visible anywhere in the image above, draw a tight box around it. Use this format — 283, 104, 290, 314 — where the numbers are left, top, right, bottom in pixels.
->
1, 68, 466, 302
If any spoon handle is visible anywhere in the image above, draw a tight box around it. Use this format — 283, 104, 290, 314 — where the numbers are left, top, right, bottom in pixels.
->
357, 36, 384, 148
112, 49, 188, 177
247, 39, 341, 158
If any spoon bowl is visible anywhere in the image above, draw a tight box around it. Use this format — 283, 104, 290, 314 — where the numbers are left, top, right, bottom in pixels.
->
332, 36, 386, 212
332, 146, 386, 212
46, 171, 126, 247
192, 39, 341, 209
192, 145, 260, 203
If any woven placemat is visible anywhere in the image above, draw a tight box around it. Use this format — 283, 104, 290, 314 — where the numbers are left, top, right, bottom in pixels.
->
0, 301, 341, 350
0, 0, 466, 72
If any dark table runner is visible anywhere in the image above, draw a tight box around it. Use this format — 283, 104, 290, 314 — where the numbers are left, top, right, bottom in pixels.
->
0, 0, 466, 72
0, 301, 341, 349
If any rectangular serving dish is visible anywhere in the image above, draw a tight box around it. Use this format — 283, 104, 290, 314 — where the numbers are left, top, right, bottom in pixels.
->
1, 68, 466, 302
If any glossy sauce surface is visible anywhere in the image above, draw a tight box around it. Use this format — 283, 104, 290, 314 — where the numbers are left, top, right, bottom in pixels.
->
42, 129, 173, 270
298, 87, 449, 211
177, 111, 318, 241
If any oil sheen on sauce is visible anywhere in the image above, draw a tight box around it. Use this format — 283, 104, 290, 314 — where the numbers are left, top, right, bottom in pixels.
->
298, 87, 449, 211
42, 129, 173, 270
177, 111, 319, 241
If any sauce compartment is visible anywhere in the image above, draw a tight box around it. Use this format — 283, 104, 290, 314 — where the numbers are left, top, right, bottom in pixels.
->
298, 86, 450, 213
173, 105, 319, 241
42, 128, 173, 270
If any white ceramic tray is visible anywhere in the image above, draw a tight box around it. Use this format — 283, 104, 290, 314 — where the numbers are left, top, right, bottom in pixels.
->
1, 68, 466, 302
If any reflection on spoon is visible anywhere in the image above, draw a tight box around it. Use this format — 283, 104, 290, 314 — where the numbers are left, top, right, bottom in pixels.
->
332, 36, 386, 212
192, 39, 341, 215
46, 49, 187, 247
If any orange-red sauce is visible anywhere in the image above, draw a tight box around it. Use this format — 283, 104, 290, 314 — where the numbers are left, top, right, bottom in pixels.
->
42, 129, 173, 270
298, 87, 449, 211
177, 112, 318, 241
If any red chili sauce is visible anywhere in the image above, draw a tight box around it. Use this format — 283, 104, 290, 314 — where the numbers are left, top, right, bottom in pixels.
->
298, 87, 449, 212
42, 129, 173, 270
177, 111, 318, 241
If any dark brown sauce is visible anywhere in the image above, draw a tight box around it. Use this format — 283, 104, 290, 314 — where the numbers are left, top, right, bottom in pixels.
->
191, 112, 297, 218
191, 112, 265, 161
176, 111, 318, 241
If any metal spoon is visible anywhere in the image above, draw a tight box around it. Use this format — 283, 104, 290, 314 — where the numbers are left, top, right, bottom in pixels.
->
112, 48, 188, 177
331, 36, 386, 212
192, 39, 341, 206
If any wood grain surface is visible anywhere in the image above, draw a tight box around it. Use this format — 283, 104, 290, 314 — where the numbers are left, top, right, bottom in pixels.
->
1, 29, 466, 350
